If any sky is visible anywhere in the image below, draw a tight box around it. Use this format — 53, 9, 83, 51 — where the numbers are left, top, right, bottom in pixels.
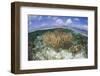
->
28, 15, 88, 32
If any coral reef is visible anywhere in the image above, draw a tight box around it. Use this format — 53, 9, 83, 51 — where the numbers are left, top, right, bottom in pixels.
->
28, 28, 88, 60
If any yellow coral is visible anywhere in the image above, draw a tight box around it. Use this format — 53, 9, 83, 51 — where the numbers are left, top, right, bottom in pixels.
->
42, 30, 73, 48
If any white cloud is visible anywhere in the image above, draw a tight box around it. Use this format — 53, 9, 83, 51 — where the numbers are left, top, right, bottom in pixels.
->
65, 18, 73, 25
52, 17, 58, 20
70, 24, 88, 31
78, 25, 88, 31
55, 18, 64, 26
40, 23, 48, 27
78, 25, 88, 30
38, 16, 42, 20
82, 25, 88, 30
74, 18, 80, 21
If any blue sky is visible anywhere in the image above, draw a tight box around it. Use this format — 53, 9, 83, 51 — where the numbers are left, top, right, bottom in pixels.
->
28, 15, 88, 32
